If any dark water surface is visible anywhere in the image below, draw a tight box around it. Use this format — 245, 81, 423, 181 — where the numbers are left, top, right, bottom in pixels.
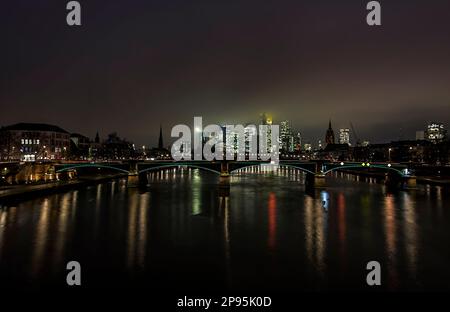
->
1, 167, 450, 291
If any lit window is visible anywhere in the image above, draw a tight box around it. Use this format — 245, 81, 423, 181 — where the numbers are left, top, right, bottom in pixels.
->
21, 139, 24, 144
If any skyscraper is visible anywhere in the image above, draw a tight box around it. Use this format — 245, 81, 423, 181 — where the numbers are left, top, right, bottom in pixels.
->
416, 130, 425, 140
280, 120, 294, 152
294, 132, 302, 152
339, 128, 350, 145
261, 112, 272, 126
225, 126, 238, 156
325, 120, 335, 145
426, 123, 446, 143
260, 113, 273, 153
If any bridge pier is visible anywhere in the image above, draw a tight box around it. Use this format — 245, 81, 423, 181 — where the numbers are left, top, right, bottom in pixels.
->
403, 176, 417, 189
218, 160, 231, 196
313, 174, 326, 188
127, 161, 141, 188
384, 172, 414, 189
139, 172, 148, 186
127, 173, 140, 188
218, 176, 230, 196
306, 173, 326, 188
220, 161, 229, 177
56, 170, 76, 181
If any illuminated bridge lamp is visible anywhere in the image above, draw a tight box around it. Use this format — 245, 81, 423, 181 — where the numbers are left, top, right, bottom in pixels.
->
340, 162, 344, 166
366, 163, 370, 166
387, 163, 392, 167
361, 163, 366, 167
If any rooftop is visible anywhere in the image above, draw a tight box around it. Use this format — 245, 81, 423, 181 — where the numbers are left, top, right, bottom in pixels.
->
0, 123, 69, 134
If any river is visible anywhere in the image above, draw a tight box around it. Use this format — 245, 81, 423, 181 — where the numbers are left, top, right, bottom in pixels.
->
0, 167, 449, 291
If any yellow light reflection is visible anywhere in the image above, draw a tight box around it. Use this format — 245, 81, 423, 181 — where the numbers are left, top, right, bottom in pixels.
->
384, 194, 398, 289
31, 199, 51, 277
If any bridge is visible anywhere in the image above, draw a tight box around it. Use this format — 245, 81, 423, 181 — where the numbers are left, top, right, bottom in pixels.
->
2, 160, 416, 189
52, 160, 414, 188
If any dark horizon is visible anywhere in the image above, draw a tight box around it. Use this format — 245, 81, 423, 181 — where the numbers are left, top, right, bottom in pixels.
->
1, 0, 450, 146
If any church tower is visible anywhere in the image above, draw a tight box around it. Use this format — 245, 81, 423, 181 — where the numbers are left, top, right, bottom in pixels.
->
158, 125, 164, 149
325, 120, 335, 145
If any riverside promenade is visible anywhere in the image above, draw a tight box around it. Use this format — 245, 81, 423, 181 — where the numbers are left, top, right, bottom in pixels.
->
0, 174, 126, 202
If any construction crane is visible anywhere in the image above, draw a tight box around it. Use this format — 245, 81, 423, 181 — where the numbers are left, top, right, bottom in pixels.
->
350, 122, 361, 146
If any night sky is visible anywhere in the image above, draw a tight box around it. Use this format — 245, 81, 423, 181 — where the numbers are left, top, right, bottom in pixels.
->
1, 0, 450, 146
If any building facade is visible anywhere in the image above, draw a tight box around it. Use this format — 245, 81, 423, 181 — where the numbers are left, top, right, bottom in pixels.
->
280, 120, 294, 152
0, 123, 70, 161
339, 128, 350, 145
426, 123, 446, 143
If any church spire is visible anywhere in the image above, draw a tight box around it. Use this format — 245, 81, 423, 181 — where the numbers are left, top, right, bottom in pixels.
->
325, 119, 335, 145
158, 125, 164, 149
95, 131, 100, 144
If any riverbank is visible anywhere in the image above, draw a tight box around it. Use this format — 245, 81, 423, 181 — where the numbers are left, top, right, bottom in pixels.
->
335, 169, 450, 186
416, 176, 450, 186
0, 174, 127, 202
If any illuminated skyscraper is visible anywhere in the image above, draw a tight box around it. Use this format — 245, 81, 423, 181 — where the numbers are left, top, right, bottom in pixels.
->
280, 120, 294, 152
225, 126, 238, 156
294, 132, 302, 152
339, 128, 350, 145
260, 113, 273, 153
426, 123, 446, 143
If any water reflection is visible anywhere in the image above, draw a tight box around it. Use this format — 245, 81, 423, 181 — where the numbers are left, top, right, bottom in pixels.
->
384, 194, 398, 289
0, 168, 448, 290
220, 194, 231, 287
321, 191, 329, 212
337, 193, 347, 274
304, 193, 327, 275
0, 206, 10, 260
267, 192, 277, 252
31, 199, 50, 277
401, 192, 418, 281
52, 193, 73, 270
192, 172, 202, 216
126, 192, 149, 269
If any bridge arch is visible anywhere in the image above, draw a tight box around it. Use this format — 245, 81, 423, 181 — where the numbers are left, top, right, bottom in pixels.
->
230, 164, 316, 175
55, 164, 130, 174
138, 164, 221, 175
323, 164, 405, 177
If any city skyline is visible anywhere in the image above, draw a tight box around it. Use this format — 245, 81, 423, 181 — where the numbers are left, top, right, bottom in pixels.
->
1, 117, 448, 148
0, 117, 448, 152
1, 0, 450, 145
